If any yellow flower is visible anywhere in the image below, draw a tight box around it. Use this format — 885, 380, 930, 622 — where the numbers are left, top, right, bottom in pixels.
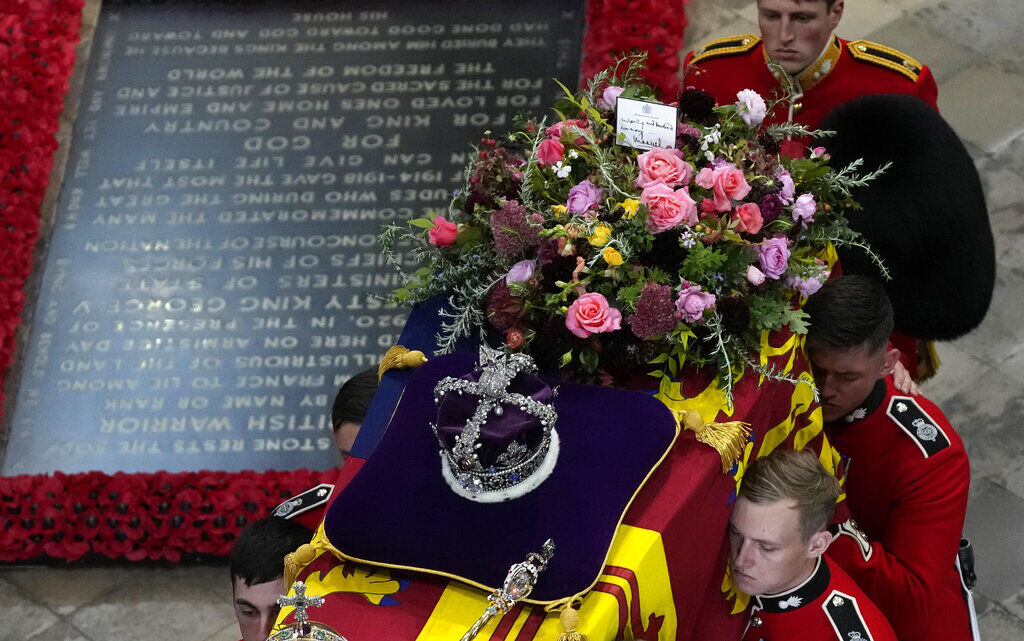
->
552, 204, 568, 218
619, 198, 640, 219
588, 222, 613, 247
602, 246, 624, 266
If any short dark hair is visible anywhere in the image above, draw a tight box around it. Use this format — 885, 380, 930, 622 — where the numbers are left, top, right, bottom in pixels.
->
759, 0, 839, 10
229, 516, 312, 587
739, 449, 839, 541
331, 368, 379, 432
804, 275, 893, 354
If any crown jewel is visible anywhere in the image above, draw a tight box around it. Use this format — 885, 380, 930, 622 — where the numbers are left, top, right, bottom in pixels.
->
460, 539, 555, 641
432, 346, 558, 500
268, 581, 348, 641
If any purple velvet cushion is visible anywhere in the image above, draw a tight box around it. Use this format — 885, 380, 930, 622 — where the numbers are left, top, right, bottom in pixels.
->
324, 353, 677, 603
435, 367, 553, 469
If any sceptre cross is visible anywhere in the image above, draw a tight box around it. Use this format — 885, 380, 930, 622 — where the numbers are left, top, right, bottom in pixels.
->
277, 581, 324, 624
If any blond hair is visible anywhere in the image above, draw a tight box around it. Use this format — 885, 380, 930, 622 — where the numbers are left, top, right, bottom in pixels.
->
739, 449, 840, 541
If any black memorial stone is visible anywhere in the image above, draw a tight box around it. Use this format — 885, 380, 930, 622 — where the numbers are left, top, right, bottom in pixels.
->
3, 0, 584, 475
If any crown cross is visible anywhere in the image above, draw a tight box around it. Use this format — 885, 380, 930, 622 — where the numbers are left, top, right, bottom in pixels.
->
277, 581, 325, 624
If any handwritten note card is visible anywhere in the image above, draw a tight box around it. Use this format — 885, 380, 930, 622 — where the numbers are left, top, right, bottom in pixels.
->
616, 97, 679, 150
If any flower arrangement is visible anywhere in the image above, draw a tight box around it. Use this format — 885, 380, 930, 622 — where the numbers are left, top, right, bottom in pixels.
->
0, 468, 328, 563
380, 57, 887, 396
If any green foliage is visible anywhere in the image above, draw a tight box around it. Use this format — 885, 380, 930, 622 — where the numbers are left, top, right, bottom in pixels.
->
375, 54, 886, 395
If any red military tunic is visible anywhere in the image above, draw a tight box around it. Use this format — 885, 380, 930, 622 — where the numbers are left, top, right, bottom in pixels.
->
825, 377, 972, 641
743, 555, 896, 641
682, 34, 937, 132
684, 34, 938, 376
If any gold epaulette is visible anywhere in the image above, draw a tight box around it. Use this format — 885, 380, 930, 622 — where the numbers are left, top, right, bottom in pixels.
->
689, 34, 761, 65
846, 39, 925, 81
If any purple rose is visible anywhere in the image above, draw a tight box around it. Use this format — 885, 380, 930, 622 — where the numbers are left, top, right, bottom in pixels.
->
791, 193, 816, 228
786, 274, 824, 297
567, 179, 603, 214
776, 168, 795, 205
597, 85, 625, 110
757, 237, 791, 280
506, 260, 535, 284
760, 193, 783, 224
675, 282, 717, 323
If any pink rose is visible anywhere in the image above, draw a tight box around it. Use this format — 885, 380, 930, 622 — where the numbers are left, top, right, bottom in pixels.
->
698, 164, 751, 212
747, 265, 767, 285
597, 85, 625, 110
565, 292, 622, 338
786, 274, 824, 297
675, 282, 717, 323
791, 193, 816, 228
536, 139, 564, 166
733, 202, 763, 234
757, 236, 791, 280
811, 146, 827, 158
545, 118, 590, 145
641, 183, 697, 232
776, 168, 795, 205
567, 179, 602, 214
636, 147, 694, 189
695, 167, 714, 189
427, 216, 458, 246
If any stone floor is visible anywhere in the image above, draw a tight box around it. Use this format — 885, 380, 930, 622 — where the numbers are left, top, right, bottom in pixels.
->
2, 0, 1023, 639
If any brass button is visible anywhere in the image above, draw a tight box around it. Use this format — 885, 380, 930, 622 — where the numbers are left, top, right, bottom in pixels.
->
793, 102, 803, 113
751, 616, 763, 627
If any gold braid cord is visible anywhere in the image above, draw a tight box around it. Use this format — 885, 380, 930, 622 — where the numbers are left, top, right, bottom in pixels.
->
377, 346, 428, 381
678, 409, 751, 472
555, 606, 588, 641
283, 543, 320, 589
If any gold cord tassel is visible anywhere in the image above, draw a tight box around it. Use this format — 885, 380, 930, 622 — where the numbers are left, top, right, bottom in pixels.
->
283, 543, 319, 588
556, 606, 588, 641
916, 340, 941, 382
678, 409, 751, 472
377, 346, 428, 380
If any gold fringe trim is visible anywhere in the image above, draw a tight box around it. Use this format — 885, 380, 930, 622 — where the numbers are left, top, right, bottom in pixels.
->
283, 543, 320, 589
377, 346, 428, 381
678, 409, 750, 472
556, 606, 588, 641
916, 340, 941, 383
543, 597, 588, 641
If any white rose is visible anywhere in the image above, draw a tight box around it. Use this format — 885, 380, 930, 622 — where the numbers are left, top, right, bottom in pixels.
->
735, 89, 767, 128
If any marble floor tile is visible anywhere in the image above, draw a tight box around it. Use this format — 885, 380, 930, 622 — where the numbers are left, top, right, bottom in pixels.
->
911, 0, 1024, 55
938, 60, 1024, 152
2, 565, 133, 616
81, 0, 102, 28
948, 272, 1024, 368
921, 342, 991, 407
0, 577, 60, 640
963, 478, 1024, 603
679, 2, 750, 54
25, 620, 93, 641
989, 207, 1024, 276
979, 602, 1024, 641
864, 14, 984, 83
977, 132, 1024, 212
61, 32, 97, 126
69, 566, 237, 641
205, 621, 243, 641
834, 1, 905, 40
